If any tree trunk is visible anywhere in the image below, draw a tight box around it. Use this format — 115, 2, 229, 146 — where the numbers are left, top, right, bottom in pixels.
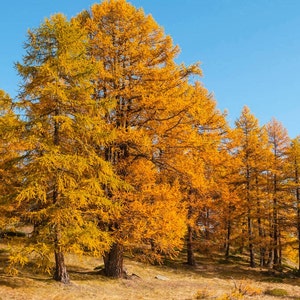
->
248, 214, 255, 268
273, 197, 280, 269
278, 227, 282, 269
52, 113, 69, 284
298, 187, 300, 271
267, 229, 274, 269
246, 166, 255, 267
103, 242, 124, 278
53, 251, 70, 284
225, 220, 231, 260
295, 163, 300, 272
187, 224, 196, 266
256, 175, 265, 267
257, 213, 267, 267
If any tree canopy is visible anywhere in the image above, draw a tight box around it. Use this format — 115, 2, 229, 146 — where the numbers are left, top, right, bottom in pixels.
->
1, 0, 300, 283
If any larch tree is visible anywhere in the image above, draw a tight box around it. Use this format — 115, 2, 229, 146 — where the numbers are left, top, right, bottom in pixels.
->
235, 106, 271, 267
0, 90, 24, 231
14, 14, 122, 283
286, 137, 300, 271
214, 128, 243, 260
78, 0, 201, 277
161, 82, 228, 266
266, 118, 290, 269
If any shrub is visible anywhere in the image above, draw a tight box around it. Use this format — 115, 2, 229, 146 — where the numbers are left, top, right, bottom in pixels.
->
194, 287, 212, 299
216, 279, 263, 300
233, 279, 262, 296
264, 288, 288, 297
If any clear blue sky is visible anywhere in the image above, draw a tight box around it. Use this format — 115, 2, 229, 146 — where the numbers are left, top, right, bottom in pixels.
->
1, 1, 300, 137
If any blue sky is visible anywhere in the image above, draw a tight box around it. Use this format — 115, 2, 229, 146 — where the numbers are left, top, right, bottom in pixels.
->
1, 1, 300, 137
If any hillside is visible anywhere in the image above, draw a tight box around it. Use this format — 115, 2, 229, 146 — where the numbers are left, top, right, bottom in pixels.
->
1, 243, 300, 300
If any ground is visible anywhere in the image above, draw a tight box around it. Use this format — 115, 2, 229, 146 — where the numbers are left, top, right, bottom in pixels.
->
1, 242, 300, 300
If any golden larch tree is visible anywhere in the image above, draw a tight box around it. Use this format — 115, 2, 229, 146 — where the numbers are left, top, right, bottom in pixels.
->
14, 14, 122, 283
235, 106, 271, 267
160, 82, 228, 265
212, 127, 243, 260
286, 137, 300, 270
79, 0, 201, 277
266, 118, 290, 269
0, 90, 24, 232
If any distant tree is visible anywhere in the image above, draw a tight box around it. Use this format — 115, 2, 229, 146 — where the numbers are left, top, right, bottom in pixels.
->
266, 118, 290, 269
14, 14, 122, 283
0, 90, 23, 231
161, 83, 228, 266
286, 137, 300, 271
234, 106, 271, 267
215, 128, 243, 260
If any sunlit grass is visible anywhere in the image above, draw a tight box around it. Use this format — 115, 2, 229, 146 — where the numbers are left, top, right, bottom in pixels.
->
1, 241, 300, 299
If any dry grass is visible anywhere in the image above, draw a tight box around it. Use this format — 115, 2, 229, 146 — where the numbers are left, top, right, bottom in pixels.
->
1, 242, 300, 300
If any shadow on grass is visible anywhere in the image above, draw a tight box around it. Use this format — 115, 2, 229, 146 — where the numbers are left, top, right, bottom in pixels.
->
1, 241, 300, 289
158, 250, 300, 287
68, 269, 104, 280
0, 277, 24, 289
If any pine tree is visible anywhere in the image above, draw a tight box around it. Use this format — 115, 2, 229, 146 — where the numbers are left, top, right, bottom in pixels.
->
14, 14, 122, 283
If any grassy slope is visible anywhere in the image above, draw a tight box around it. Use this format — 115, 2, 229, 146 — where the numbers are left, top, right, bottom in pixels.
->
1, 243, 300, 300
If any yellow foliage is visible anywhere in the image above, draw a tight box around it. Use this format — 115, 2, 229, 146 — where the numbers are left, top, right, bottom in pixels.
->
0, 90, 24, 229
80, 0, 204, 266
3, 0, 298, 280
216, 279, 262, 300
13, 10, 127, 279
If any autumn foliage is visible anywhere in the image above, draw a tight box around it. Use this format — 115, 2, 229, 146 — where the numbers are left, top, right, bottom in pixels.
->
1, 0, 300, 283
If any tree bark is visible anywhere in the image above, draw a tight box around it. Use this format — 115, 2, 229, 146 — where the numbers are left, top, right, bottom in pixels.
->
256, 175, 266, 267
246, 166, 255, 268
248, 214, 255, 268
267, 229, 274, 269
53, 250, 70, 284
187, 224, 196, 266
103, 242, 124, 278
273, 197, 280, 269
294, 162, 300, 272
52, 110, 69, 284
297, 185, 300, 271
225, 220, 231, 260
